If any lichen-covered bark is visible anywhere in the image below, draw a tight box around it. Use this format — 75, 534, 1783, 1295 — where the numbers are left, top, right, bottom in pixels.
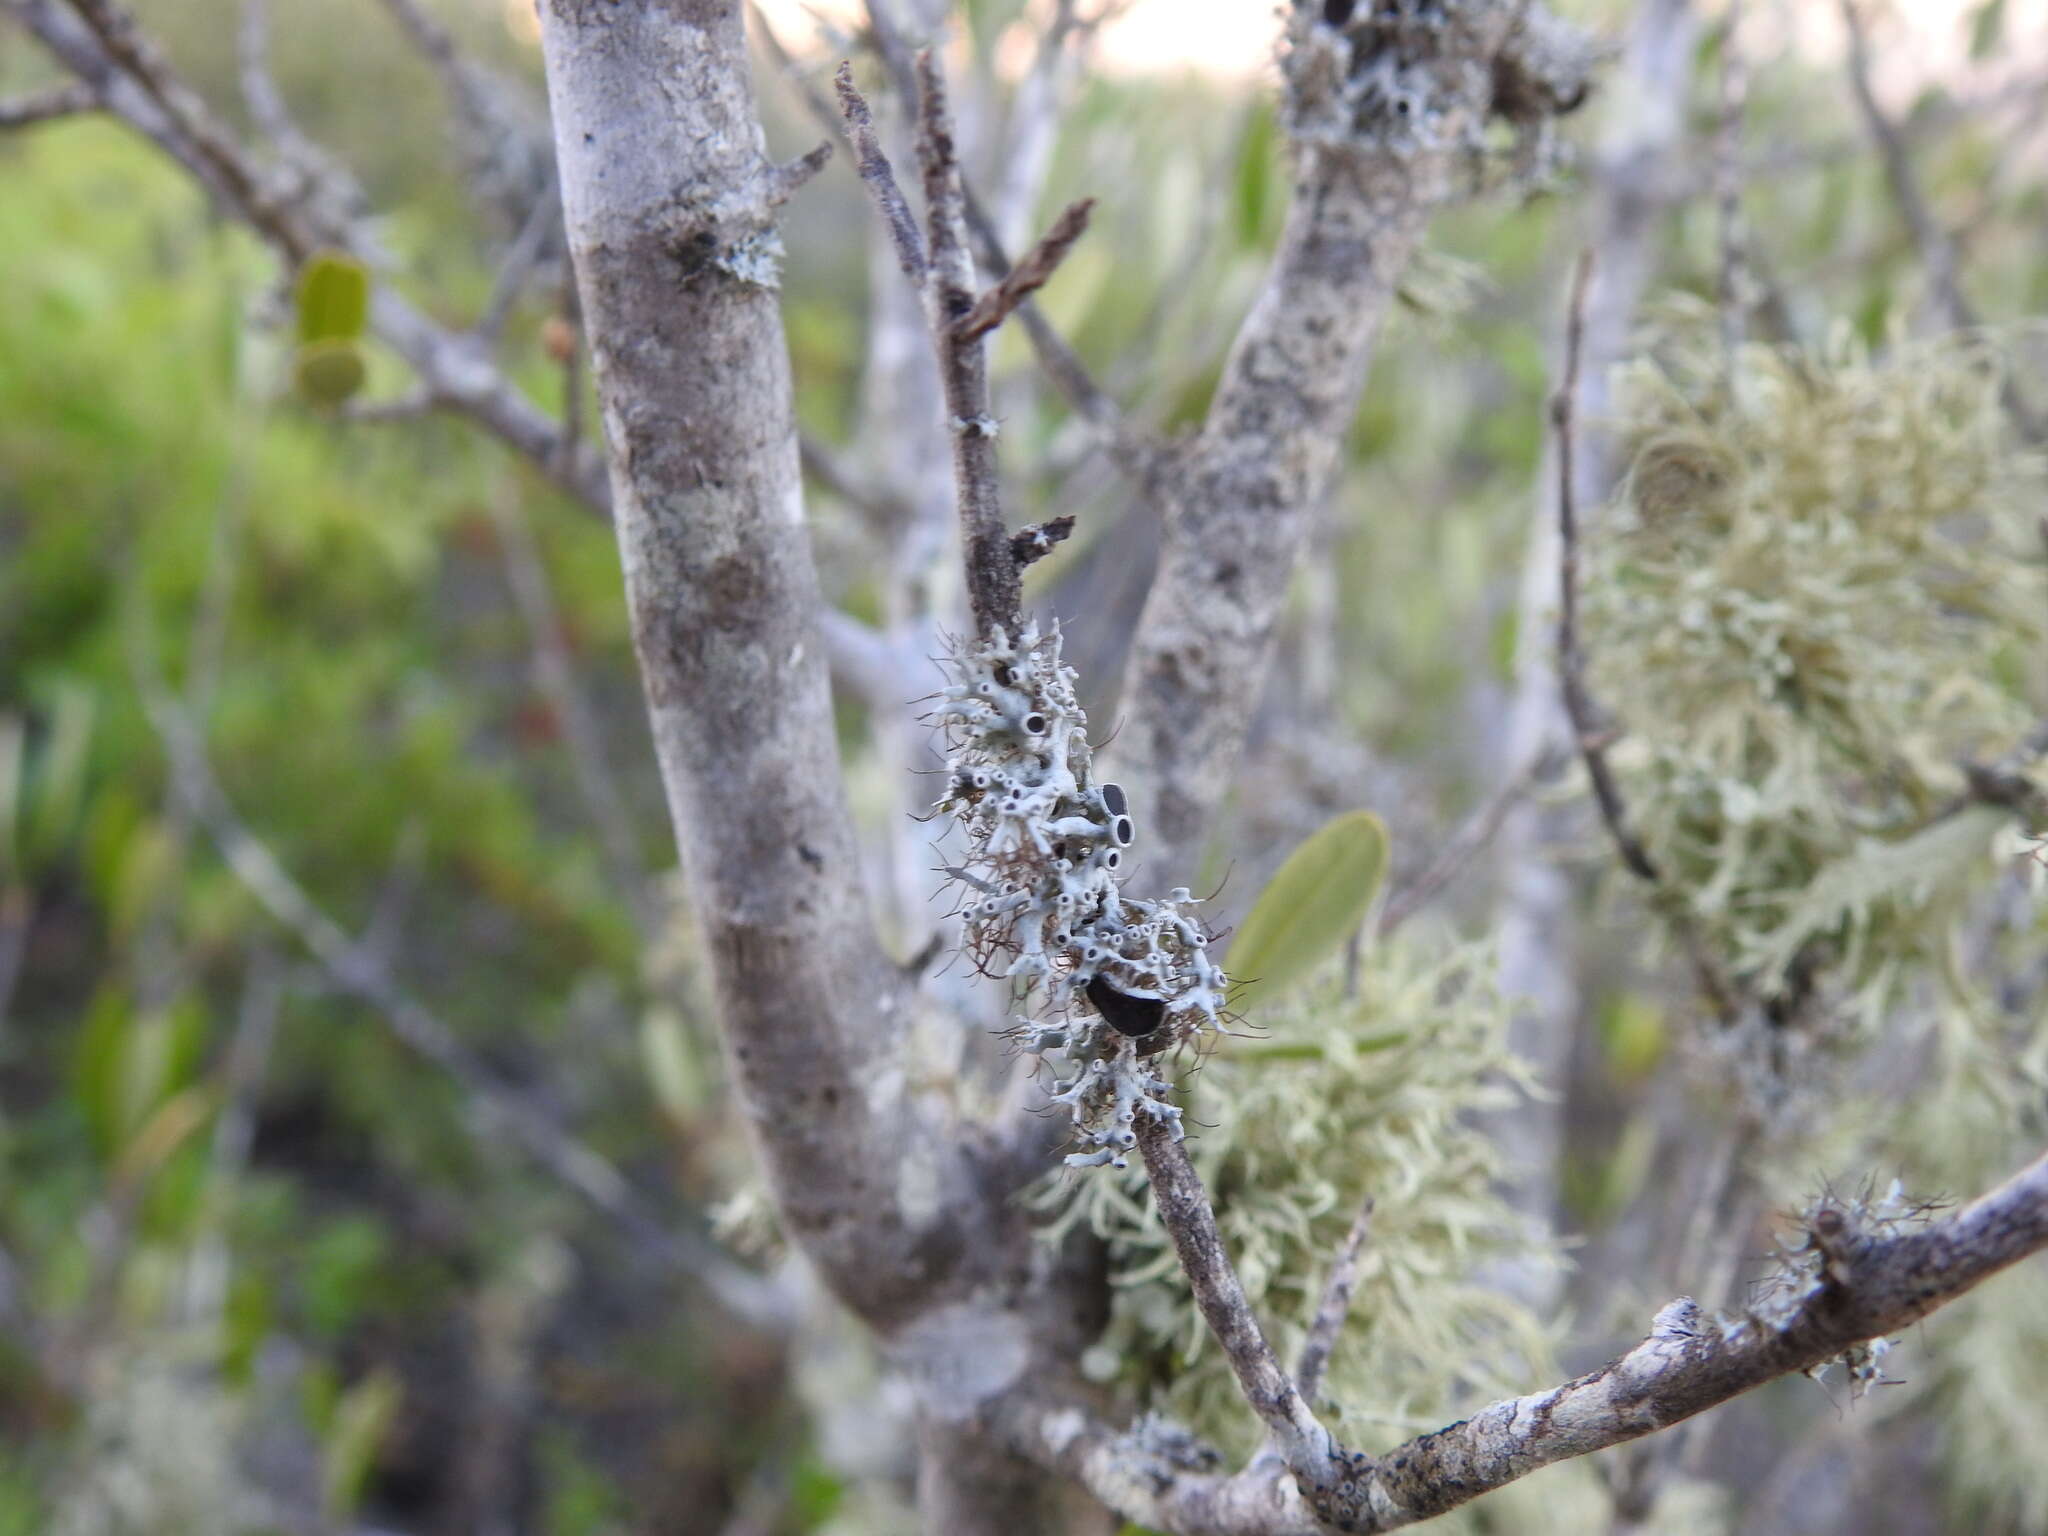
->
1117, 1, 1597, 880
536, 0, 956, 1328
995, 1148, 2048, 1534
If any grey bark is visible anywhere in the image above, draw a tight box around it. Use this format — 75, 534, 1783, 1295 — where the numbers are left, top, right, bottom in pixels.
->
536, 0, 959, 1329
1115, 2, 1599, 884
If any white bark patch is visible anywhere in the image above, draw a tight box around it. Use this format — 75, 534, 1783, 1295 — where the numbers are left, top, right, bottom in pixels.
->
890, 1302, 1031, 1421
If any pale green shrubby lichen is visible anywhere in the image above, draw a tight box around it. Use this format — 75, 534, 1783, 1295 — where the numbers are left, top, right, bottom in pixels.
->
1586, 304, 2046, 1016
1033, 937, 1563, 1461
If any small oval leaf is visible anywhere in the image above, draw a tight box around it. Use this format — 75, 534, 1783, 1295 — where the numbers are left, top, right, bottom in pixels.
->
1227, 810, 1389, 1001
297, 249, 370, 343
295, 338, 367, 406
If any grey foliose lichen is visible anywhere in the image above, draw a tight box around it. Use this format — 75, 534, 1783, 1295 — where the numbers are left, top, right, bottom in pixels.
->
1282, 0, 1595, 176
931, 621, 1227, 1169
1283, 0, 1494, 158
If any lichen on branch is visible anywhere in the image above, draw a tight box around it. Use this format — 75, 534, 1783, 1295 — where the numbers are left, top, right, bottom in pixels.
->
930, 622, 1228, 1168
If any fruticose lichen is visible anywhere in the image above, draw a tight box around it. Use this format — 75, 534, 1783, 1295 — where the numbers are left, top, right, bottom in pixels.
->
1033, 940, 1564, 1462
930, 621, 1229, 1169
1586, 306, 2048, 1019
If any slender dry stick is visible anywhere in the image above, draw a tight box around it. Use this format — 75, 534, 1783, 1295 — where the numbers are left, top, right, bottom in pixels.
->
181, 948, 284, 1328
136, 682, 781, 1326
1553, 252, 1654, 884
476, 182, 560, 343
1378, 746, 1562, 937
956, 197, 1095, 342
1839, 0, 1971, 334
0, 78, 95, 126
1839, 0, 2044, 438
1133, 1115, 1333, 1474
1552, 250, 1738, 1021
836, 53, 1094, 639
755, 0, 1125, 439
60, 0, 317, 257
959, 181, 1125, 435
1000, 1147, 2048, 1535
911, 49, 1020, 637
1295, 1194, 1375, 1406
832, 60, 927, 284
1712, 0, 1748, 364
11, 0, 608, 511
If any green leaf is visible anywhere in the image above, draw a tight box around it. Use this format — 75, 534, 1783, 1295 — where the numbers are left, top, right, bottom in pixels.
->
23, 683, 93, 868
1968, 0, 2006, 59
1227, 810, 1390, 1000
296, 250, 370, 344
322, 1365, 402, 1520
294, 338, 367, 406
1598, 991, 1667, 1086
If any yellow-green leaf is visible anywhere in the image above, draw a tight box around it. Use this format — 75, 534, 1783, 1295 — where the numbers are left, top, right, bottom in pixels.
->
323, 1366, 402, 1519
295, 338, 367, 406
296, 250, 370, 343
1227, 810, 1389, 1001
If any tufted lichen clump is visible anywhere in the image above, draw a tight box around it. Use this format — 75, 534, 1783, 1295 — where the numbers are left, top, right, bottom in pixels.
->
931, 622, 1228, 1169
1586, 305, 2047, 1015
1034, 939, 1562, 1462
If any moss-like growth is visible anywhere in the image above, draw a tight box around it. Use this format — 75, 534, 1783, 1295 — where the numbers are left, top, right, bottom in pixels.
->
1587, 304, 2046, 1013
1036, 937, 1560, 1460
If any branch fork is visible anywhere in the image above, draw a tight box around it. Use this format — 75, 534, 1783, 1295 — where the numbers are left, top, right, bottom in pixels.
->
832, 53, 1095, 638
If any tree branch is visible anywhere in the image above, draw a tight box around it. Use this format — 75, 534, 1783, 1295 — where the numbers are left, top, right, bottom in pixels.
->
1114, 0, 1599, 880
0, 78, 95, 127
1551, 250, 1739, 1022
9, 0, 609, 512
956, 197, 1095, 343
1839, 0, 2043, 437
1295, 1194, 1375, 1406
836, 53, 1042, 639
1134, 1115, 1332, 1473
136, 679, 783, 1327
537, 0, 949, 1331
1000, 1147, 2048, 1534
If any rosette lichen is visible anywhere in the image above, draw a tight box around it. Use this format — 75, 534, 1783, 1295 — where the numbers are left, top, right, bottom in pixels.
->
930, 621, 1228, 1167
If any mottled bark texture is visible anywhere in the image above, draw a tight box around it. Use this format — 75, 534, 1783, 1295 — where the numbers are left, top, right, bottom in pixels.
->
1116, 1, 1599, 881
537, 0, 958, 1328
994, 1148, 2048, 1534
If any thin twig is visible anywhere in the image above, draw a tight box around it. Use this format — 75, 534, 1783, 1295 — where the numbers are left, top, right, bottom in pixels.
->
60, 0, 319, 258
135, 677, 782, 1326
959, 181, 1124, 434
485, 481, 652, 936
1001, 1147, 2048, 1534
1553, 252, 1655, 887
799, 430, 912, 533
181, 948, 284, 1327
1840, 0, 2044, 437
913, 48, 1021, 637
1294, 1194, 1374, 1406
956, 196, 1095, 342
832, 60, 926, 285
0, 78, 96, 127
1133, 1115, 1331, 1474
16, 0, 608, 512
1552, 252, 1739, 1021
476, 178, 560, 343
1711, 0, 1748, 364
1378, 746, 1563, 937
836, 53, 1025, 637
